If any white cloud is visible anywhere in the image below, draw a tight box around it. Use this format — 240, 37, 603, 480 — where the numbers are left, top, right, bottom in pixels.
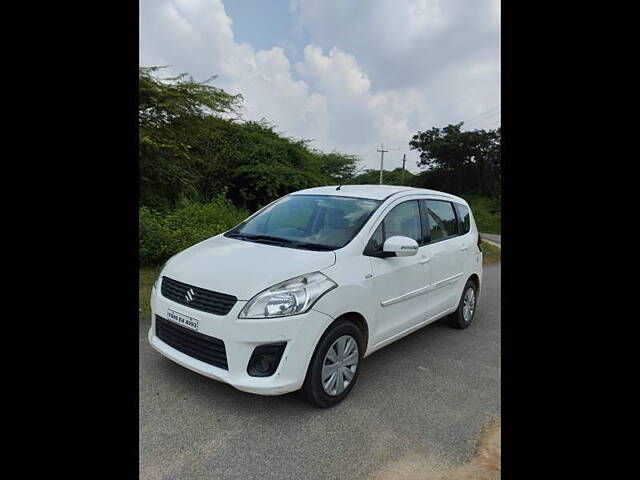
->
140, 0, 500, 173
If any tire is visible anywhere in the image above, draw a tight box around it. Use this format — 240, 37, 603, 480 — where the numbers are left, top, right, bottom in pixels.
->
302, 319, 364, 408
448, 280, 478, 329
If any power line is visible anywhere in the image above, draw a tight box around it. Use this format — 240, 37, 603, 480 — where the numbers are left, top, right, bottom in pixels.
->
358, 148, 376, 158
461, 106, 500, 124
472, 118, 501, 130
464, 109, 501, 128
463, 106, 500, 122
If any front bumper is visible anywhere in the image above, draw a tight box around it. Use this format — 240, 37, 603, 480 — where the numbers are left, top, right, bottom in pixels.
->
148, 286, 335, 395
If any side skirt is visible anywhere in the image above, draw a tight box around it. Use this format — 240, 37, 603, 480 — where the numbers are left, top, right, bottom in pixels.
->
364, 306, 458, 357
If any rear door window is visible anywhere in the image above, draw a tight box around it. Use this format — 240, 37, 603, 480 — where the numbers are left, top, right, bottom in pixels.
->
425, 200, 459, 241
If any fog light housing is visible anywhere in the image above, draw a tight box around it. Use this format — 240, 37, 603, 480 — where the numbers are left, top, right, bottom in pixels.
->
247, 343, 287, 377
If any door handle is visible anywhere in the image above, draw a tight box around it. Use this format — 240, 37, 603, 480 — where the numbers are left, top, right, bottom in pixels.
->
461, 245, 468, 251
419, 256, 432, 264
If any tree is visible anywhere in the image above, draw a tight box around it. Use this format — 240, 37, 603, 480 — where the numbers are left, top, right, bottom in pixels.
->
139, 67, 243, 209
315, 152, 359, 183
139, 66, 242, 127
348, 167, 415, 186
139, 66, 352, 211
409, 123, 500, 196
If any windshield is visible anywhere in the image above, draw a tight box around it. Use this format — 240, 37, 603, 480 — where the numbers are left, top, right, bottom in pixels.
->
225, 194, 382, 250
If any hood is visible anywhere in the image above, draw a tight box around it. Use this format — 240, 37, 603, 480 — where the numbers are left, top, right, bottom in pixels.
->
162, 234, 337, 300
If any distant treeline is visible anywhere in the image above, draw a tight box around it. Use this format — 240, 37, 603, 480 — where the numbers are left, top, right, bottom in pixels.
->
139, 66, 500, 213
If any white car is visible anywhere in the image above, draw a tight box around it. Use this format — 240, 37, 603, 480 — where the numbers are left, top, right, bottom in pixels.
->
149, 185, 483, 407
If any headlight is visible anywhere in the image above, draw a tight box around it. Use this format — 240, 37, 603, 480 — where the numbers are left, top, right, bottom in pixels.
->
239, 272, 337, 319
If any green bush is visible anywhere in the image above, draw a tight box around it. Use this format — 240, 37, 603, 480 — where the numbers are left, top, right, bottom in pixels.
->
139, 195, 249, 266
466, 195, 501, 234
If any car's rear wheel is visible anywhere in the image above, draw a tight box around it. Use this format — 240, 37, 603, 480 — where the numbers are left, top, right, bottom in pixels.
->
448, 280, 478, 329
302, 319, 363, 408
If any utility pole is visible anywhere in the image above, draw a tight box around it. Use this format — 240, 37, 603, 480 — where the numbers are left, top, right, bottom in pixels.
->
401, 153, 406, 184
377, 143, 388, 184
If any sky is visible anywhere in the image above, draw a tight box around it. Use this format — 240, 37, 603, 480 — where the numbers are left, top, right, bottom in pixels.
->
139, 0, 500, 173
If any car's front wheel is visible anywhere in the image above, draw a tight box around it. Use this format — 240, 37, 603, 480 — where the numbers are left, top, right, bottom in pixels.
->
302, 319, 363, 408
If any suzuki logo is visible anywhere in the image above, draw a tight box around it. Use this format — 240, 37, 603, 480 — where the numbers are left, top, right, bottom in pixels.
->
185, 288, 195, 302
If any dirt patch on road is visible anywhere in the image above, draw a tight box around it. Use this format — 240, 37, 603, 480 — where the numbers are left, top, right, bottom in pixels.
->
370, 417, 501, 480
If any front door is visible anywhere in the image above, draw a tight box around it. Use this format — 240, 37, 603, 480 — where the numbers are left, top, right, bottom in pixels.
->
365, 200, 431, 345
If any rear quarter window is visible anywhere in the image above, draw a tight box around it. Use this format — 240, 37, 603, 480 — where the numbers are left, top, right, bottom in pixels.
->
456, 204, 471, 234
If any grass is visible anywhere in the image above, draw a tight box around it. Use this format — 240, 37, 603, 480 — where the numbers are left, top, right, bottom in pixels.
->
466, 195, 501, 234
481, 240, 501, 265
139, 266, 160, 317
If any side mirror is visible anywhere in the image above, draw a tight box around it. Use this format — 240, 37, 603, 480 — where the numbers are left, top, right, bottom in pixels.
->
383, 236, 419, 257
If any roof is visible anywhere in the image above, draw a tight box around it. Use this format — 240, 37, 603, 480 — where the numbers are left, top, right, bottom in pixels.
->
293, 184, 466, 203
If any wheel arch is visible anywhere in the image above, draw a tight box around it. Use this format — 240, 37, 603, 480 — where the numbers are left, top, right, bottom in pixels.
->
313, 311, 370, 355
467, 273, 480, 291
334, 311, 370, 353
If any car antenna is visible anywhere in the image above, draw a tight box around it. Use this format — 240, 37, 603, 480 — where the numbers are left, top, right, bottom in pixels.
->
336, 185, 342, 190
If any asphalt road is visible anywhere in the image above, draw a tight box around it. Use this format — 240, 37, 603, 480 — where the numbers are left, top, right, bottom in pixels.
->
480, 233, 501, 245
139, 262, 500, 480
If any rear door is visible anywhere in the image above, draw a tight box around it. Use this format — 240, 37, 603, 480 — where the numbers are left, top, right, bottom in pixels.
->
453, 202, 477, 274
421, 199, 465, 317
365, 199, 431, 344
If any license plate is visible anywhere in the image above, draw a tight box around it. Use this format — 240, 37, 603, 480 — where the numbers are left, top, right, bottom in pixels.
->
166, 309, 199, 331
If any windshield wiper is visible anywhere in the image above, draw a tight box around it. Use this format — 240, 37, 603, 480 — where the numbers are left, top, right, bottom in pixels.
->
229, 233, 288, 242
226, 233, 293, 245
226, 233, 335, 251
289, 242, 335, 251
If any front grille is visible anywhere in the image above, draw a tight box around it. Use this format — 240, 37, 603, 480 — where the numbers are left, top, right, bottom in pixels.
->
161, 276, 237, 316
155, 315, 228, 370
